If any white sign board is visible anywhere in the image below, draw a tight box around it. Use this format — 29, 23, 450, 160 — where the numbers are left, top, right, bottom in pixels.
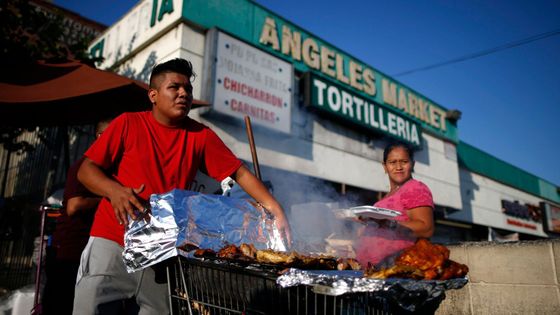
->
213, 32, 293, 134
88, 0, 181, 69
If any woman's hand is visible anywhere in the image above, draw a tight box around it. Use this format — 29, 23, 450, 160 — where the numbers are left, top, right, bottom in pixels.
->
376, 219, 399, 230
357, 217, 398, 229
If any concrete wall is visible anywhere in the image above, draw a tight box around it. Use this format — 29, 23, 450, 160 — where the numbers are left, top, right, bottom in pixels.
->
437, 239, 560, 315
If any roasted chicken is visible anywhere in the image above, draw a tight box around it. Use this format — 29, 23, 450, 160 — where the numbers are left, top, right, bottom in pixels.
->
395, 238, 450, 280
438, 260, 469, 280
365, 265, 424, 280
365, 239, 468, 280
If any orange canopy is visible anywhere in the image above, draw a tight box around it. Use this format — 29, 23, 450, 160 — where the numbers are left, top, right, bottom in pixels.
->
0, 61, 208, 127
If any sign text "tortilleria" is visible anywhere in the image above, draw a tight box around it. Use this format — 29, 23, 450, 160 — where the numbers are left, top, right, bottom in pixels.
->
306, 74, 421, 147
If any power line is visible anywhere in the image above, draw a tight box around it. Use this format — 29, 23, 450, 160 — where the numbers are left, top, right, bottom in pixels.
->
392, 28, 560, 77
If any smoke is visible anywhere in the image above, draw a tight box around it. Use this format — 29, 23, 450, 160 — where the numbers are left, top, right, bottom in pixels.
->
228, 162, 411, 260
253, 165, 371, 255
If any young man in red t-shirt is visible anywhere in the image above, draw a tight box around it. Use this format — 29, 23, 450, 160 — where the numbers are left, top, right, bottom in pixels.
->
73, 58, 291, 314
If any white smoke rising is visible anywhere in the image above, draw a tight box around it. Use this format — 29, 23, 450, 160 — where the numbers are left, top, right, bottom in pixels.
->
255, 165, 370, 256
229, 162, 412, 261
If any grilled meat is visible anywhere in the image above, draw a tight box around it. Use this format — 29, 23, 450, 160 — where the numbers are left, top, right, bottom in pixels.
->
217, 243, 256, 261
364, 239, 468, 280
336, 258, 362, 271
294, 253, 337, 270
193, 248, 216, 258
217, 244, 242, 259
256, 249, 338, 269
438, 259, 469, 280
337, 259, 348, 271
348, 258, 362, 271
193, 244, 362, 271
365, 265, 425, 280
239, 243, 257, 259
396, 238, 449, 275
256, 249, 298, 265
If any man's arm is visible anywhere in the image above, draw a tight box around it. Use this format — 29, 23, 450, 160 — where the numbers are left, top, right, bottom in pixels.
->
233, 165, 292, 245
66, 196, 101, 216
77, 157, 145, 225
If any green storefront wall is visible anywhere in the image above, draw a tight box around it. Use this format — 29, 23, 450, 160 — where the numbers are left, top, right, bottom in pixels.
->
180, 0, 458, 143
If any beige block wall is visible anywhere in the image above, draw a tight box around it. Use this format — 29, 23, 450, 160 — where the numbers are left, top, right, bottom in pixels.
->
436, 239, 560, 315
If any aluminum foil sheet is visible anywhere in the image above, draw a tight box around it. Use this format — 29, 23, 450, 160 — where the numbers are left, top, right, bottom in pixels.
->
123, 189, 285, 272
277, 269, 468, 312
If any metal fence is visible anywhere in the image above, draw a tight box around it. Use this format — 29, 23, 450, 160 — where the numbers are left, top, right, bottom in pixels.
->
0, 125, 94, 292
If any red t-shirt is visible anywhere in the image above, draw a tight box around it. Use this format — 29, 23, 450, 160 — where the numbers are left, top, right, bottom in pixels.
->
51, 157, 97, 261
356, 179, 434, 265
85, 111, 243, 246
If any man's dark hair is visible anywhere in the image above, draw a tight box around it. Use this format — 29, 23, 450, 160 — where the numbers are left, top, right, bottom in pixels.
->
383, 141, 414, 163
95, 116, 114, 137
149, 58, 196, 88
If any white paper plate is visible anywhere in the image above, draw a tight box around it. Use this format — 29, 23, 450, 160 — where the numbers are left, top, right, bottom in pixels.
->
333, 206, 402, 220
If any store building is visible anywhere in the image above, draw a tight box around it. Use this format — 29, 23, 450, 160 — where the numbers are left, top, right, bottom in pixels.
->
449, 142, 560, 241
88, 0, 559, 244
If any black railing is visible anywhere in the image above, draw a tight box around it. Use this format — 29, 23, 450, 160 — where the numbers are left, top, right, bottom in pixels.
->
0, 201, 43, 291
0, 125, 94, 294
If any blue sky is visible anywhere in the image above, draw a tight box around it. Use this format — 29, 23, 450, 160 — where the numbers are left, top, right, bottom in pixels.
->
55, 0, 560, 186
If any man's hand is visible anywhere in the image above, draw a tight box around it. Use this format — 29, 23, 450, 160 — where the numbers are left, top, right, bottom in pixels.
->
107, 184, 146, 226
78, 158, 149, 226
233, 165, 292, 247
268, 205, 292, 247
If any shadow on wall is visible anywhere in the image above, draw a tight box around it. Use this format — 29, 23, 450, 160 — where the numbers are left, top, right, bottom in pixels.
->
119, 51, 158, 84
446, 168, 479, 223
414, 137, 430, 166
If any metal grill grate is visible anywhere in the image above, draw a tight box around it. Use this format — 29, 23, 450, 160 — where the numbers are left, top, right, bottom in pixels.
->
166, 257, 392, 315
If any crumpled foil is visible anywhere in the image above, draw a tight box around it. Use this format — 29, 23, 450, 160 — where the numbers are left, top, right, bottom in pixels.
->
277, 269, 468, 312
123, 189, 285, 272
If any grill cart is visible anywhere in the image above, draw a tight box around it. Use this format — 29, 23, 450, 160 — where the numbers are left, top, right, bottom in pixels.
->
125, 190, 467, 315
166, 257, 392, 315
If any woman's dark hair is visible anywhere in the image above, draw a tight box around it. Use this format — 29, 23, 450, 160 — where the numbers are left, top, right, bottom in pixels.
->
149, 58, 196, 88
383, 141, 414, 163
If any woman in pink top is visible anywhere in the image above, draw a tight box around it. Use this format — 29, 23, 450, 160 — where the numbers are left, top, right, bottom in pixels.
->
356, 142, 435, 266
